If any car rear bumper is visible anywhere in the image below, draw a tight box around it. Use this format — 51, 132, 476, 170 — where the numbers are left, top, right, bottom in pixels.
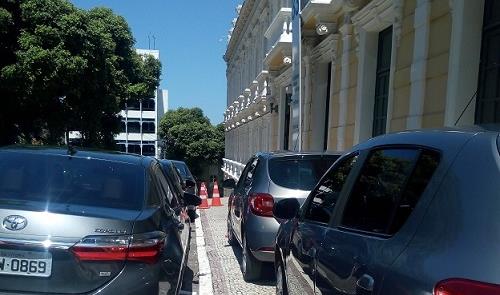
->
244, 214, 280, 262
0, 262, 161, 295
251, 249, 275, 262
91, 262, 161, 295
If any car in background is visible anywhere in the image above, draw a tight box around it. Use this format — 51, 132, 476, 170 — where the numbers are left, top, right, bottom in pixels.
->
161, 160, 199, 222
0, 146, 201, 295
171, 160, 198, 196
223, 152, 341, 281
273, 128, 500, 295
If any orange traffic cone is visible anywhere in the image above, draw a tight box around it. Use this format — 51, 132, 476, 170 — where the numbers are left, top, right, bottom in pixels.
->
210, 181, 223, 206
198, 182, 210, 209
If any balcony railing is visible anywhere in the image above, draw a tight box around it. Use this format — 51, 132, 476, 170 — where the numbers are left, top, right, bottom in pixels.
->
222, 158, 246, 180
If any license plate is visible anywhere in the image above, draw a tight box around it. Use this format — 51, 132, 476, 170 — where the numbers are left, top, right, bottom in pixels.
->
0, 249, 52, 277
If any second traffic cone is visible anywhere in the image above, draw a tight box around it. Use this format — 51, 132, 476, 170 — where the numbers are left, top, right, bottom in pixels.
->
210, 181, 223, 207
198, 182, 210, 209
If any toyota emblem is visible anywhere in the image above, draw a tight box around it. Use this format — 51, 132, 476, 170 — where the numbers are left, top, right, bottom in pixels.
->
2, 215, 28, 231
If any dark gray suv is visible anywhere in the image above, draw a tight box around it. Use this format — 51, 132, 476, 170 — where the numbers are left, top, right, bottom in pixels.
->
274, 128, 500, 295
224, 152, 341, 281
0, 146, 200, 294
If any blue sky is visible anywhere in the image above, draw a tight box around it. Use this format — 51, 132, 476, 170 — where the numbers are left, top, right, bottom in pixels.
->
71, 0, 242, 124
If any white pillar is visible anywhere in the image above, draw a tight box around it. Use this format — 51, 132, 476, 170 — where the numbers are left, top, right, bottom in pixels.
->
337, 23, 352, 151
407, 0, 431, 129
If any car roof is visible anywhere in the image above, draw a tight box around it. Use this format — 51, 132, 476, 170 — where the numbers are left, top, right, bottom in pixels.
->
170, 160, 188, 166
256, 150, 343, 159
352, 126, 500, 152
0, 145, 154, 167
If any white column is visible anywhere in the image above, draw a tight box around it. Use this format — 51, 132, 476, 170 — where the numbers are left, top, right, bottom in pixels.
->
337, 23, 352, 151
407, 0, 431, 129
444, 0, 484, 126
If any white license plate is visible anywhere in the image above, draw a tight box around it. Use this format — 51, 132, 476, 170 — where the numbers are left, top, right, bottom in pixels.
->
0, 249, 52, 277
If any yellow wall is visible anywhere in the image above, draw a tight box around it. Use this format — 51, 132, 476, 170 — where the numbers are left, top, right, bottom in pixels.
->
422, 0, 451, 128
390, 0, 416, 132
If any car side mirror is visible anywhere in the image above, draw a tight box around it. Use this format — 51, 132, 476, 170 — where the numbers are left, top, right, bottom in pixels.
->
222, 178, 236, 189
273, 198, 300, 220
185, 179, 196, 188
184, 192, 202, 206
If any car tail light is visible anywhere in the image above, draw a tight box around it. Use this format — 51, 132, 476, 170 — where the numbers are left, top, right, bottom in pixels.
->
71, 232, 165, 264
249, 193, 274, 217
435, 278, 500, 295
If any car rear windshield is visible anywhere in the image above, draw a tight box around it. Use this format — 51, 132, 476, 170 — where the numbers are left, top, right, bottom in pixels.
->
173, 162, 192, 178
269, 156, 339, 191
0, 151, 145, 210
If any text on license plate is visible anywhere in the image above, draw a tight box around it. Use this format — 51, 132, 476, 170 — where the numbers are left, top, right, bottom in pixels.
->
0, 249, 52, 277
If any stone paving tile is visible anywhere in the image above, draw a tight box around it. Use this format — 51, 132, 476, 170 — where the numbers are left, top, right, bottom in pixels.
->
200, 205, 275, 295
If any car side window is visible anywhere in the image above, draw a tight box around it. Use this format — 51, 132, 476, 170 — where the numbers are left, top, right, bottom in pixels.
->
236, 157, 259, 189
153, 164, 176, 208
341, 148, 440, 236
147, 172, 161, 207
244, 158, 259, 186
303, 154, 358, 224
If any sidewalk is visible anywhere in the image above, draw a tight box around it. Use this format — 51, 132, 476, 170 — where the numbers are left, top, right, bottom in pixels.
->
198, 205, 275, 295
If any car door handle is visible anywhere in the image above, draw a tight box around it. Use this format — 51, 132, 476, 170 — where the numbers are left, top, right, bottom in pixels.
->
356, 274, 374, 293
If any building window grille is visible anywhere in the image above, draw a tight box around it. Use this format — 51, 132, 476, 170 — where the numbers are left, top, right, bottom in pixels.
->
142, 98, 155, 111
128, 144, 141, 154
142, 145, 155, 156
372, 26, 393, 137
127, 101, 140, 111
127, 122, 141, 133
142, 122, 155, 134
476, 0, 500, 124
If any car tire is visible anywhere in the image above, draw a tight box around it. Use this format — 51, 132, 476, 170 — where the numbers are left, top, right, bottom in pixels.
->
241, 234, 262, 282
227, 215, 236, 246
275, 257, 288, 295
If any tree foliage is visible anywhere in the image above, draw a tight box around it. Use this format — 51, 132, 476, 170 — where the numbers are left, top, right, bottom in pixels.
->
159, 108, 224, 177
0, 0, 161, 147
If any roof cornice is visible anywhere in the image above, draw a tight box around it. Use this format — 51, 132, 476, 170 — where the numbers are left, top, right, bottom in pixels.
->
224, 0, 258, 63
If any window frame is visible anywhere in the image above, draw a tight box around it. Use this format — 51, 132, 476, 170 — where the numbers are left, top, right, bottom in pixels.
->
236, 157, 259, 190
152, 163, 176, 210
300, 152, 360, 226
372, 26, 393, 137
332, 145, 442, 239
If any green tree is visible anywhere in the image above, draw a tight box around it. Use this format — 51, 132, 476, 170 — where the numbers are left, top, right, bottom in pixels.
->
159, 108, 224, 178
0, 0, 161, 147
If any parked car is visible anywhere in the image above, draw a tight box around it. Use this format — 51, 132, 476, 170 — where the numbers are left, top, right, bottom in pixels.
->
274, 128, 500, 295
171, 160, 198, 196
0, 146, 201, 295
224, 152, 341, 281
161, 160, 199, 222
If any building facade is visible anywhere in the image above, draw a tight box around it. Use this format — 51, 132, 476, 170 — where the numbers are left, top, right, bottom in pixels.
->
223, 0, 294, 179
115, 49, 168, 158
223, 0, 500, 179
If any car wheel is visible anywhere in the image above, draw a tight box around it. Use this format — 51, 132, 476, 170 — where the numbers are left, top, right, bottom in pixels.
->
241, 234, 262, 282
276, 258, 288, 295
227, 215, 236, 246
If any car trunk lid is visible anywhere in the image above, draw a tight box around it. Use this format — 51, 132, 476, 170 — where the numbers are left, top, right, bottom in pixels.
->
0, 202, 142, 294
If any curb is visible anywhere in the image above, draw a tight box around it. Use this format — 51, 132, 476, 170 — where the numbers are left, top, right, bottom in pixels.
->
194, 209, 214, 295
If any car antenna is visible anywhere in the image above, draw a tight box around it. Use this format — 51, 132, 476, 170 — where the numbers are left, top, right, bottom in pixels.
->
67, 142, 77, 156
454, 90, 478, 126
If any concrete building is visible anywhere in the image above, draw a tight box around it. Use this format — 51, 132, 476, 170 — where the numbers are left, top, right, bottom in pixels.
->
223, 0, 500, 179
115, 49, 168, 158
69, 49, 167, 157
